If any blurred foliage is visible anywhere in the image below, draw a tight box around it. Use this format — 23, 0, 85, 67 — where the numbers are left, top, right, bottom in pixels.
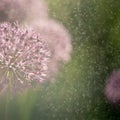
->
1, 0, 120, 120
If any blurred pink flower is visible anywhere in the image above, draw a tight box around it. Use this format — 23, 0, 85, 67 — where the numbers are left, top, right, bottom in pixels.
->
105, 70, 120, 105
0, 0, 48, 22
30, 19, 72, 75
0, 22, 50, 93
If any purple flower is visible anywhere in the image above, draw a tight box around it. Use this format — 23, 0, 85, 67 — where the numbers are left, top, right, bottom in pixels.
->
0, 0, 73, 81
0, 22, 50, 93
105, 70, 120, 105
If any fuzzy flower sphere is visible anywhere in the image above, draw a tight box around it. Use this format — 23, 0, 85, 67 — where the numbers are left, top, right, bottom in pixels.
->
0, 22, 50, 93
105, 70, 120, 105
31, 19, 72, 75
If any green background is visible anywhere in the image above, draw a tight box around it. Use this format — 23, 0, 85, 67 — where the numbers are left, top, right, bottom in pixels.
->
1, 0, 120, 119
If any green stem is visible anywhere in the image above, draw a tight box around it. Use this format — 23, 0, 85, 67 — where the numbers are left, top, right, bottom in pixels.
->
4, 91, 10, 120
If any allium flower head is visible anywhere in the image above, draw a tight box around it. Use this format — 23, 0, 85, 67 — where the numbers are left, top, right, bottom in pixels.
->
105, 70, 120, 105
0, 0, 73, 82
0, 22, 50, 93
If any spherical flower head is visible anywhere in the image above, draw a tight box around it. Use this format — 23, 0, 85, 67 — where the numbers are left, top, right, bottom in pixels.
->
0, 22, 50, 94
0, 0, 73, 83
105, 70, 120, 105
